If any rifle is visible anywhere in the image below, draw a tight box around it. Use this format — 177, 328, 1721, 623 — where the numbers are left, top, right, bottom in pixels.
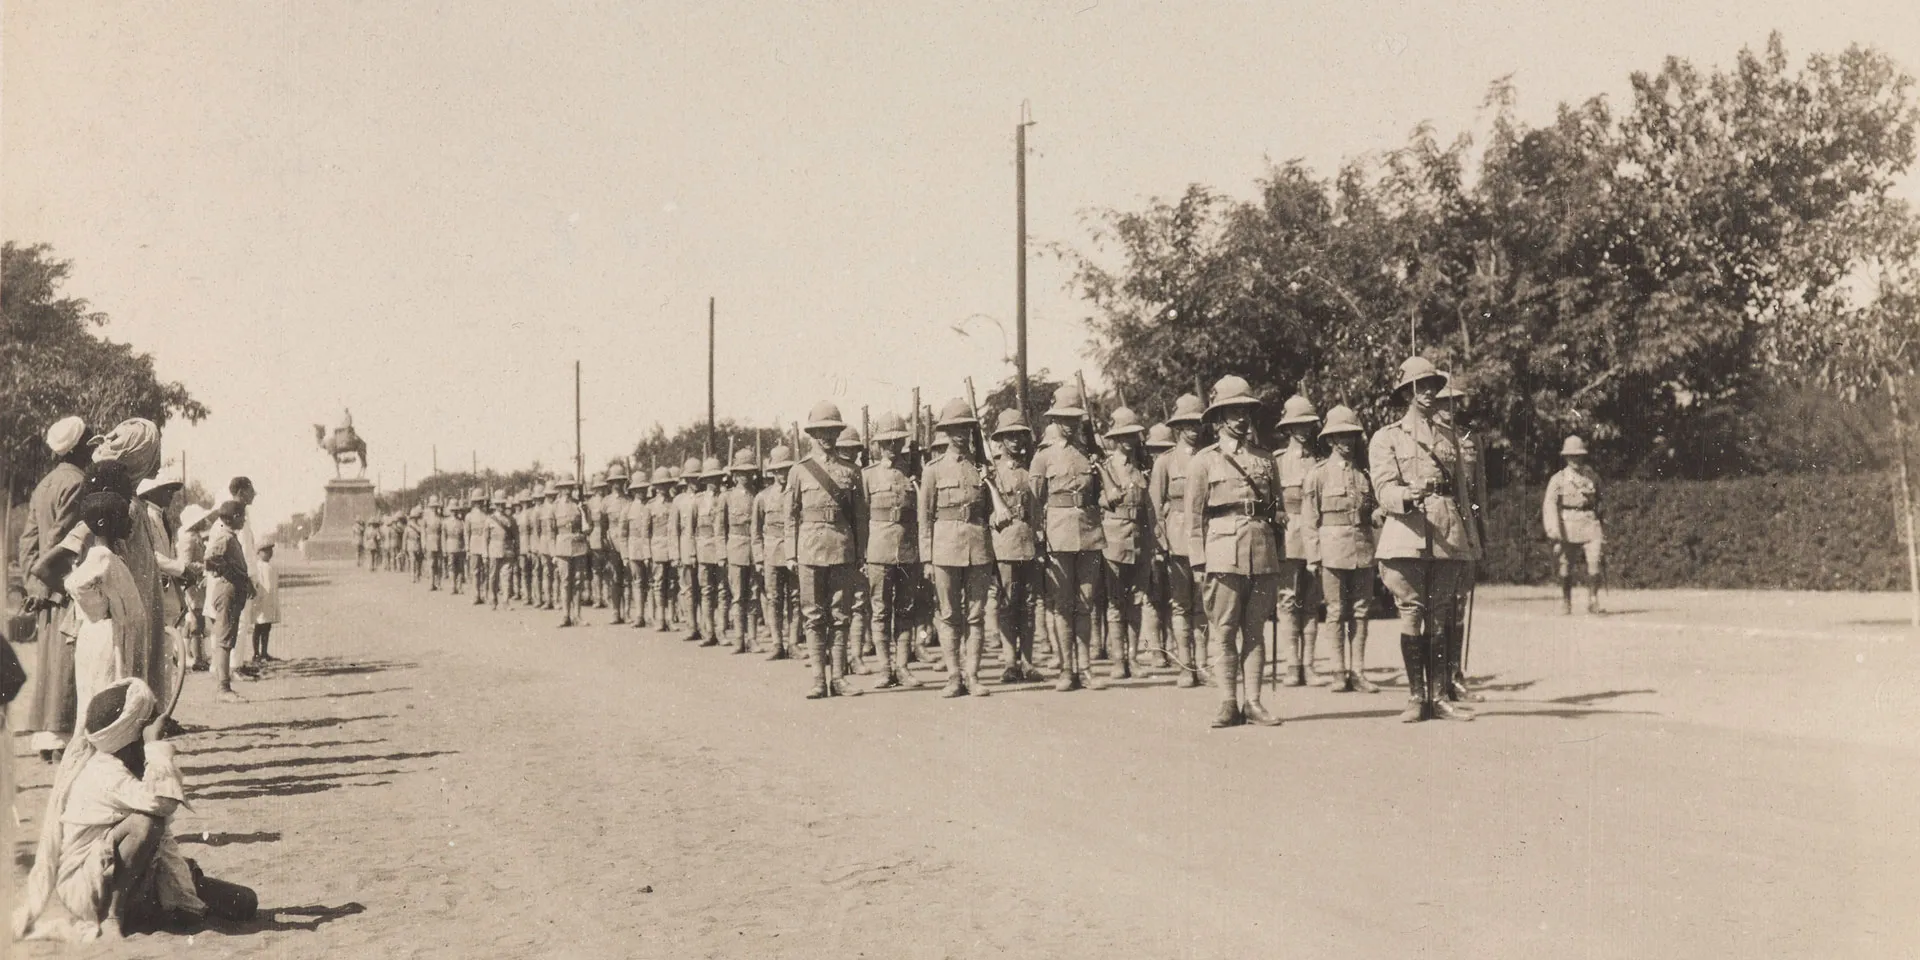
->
1076, 369, 1120, 494
909, 387, 923, 477
754, 430, 763, 485
966, 377, 1014, 529
861, 405, 872, 468
791, 420, 802, 461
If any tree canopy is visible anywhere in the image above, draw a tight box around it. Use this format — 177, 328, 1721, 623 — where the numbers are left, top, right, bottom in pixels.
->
1064, 35, 1920, 480
2, 242, 210, 502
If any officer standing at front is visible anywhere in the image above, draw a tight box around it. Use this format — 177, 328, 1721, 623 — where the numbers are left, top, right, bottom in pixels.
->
1187, 376, 1286, 728
788, 403, 866, 699
920, 399, 999, 697
1370, 357, 1479, 722
988, 409, 1043, 683
862, 413, 922, 690
1544, 435, 1605, 616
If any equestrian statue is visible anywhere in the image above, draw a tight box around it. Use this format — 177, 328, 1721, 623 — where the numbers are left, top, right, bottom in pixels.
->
314, 409, 369, 479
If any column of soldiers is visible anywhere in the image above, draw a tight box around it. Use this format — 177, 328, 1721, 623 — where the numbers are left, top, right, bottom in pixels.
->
359, 355, 1616, 729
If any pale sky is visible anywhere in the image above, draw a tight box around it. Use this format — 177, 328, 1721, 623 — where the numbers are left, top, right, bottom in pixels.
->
6, 0, 1917, 530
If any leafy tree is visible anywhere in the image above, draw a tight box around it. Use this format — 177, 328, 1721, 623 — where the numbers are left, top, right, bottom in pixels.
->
2, 243, 210, 503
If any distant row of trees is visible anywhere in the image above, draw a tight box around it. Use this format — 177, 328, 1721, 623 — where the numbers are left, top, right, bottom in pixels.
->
1064, 35, 1920, 481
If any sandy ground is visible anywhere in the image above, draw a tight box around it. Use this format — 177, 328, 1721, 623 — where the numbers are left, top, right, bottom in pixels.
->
7, 563, 1919, 959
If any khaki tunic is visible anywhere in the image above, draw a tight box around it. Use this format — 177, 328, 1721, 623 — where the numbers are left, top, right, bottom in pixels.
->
650, 497, 678, 563
1274, 444, 1319, 560
674, 491, 700, 563
753, 483, 792, 569
722, 486, 757, 565
786, 452, 865, 566
989, 460, 1038, 562
861, 462, 918, 565
919, 452, 995, 567
1148, 443, 1196, 557
1099, 455, 1151, 565
554, 500, 590, 558
1300, 456, 1376, 569
1186, 439, 1285, 575
1029, 443, 1106, 553
446, 510, 468, 553
1368, 412, 1481, 562
624, 497, 652, 562
1543, 464, 1604, 544
694, 490, 725, 565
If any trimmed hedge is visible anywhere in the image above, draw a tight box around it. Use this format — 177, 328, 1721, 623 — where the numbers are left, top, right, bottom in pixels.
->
1479, 471, 1907, 591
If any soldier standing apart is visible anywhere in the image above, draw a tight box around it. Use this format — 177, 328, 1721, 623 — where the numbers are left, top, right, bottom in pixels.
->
1274, 395, 1326, 686
860, 414, 921, 688
355, 519, 367, 568
988, 410, 1043, 683
1149, 393, 1208, 687
916, 399, 998, 696
1030, 385, 1108, 692
1300, 406, 1381, 693
1437, 381, 1488, 702
1370, 356, 1479, 723
723, 450, 762, 653
788, 403, 866, 699
755, 446, 799, 660
1098, 407, 1155, 681
1188, 376, 1287, 728
1544, 435, 1605, 615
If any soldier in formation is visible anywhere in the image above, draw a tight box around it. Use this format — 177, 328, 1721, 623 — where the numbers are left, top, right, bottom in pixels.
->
920, 399, 998, 697
789, 403, 865, 698
1098, 407, 1153, 682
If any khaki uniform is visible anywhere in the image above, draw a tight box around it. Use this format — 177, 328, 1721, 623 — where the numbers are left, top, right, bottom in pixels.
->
650, 492, 680, 629
1099, 454, 1154, 676
1030, 440, 1106, 683
674, 488, 704, 638
861, 460, 919, 677
754, 481, 798, 656
920, 450, 996, 692
1274, 444, 1324, 683
787, 450, 866, 689
1148, 441, 1203, 679
624, 494, 653, 627
989, 458, 1040, 677
722, 483, 760, 649
1543, 463, 1603, 571
1188, 437, 1285, 707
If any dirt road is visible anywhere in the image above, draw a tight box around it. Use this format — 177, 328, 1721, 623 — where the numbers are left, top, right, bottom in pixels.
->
11, 565, 1918, 959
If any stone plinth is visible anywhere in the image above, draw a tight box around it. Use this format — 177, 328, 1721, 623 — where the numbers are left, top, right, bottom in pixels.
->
305, 477, 375, 561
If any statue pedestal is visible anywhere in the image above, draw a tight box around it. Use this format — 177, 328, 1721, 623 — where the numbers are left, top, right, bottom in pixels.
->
305, 478, 375, 561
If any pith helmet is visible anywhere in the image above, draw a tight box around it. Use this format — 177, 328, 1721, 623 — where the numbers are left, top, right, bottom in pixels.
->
1145, 423, 1175, 450
681, 457, 702, 477
872, 412, 910, 442
730, 449, 760, 472
700, 457, 724, 478
1561, 435, 1590, 457
1392, 356, 1450, 395
835, 426, 865, 450
935, 398, 976, 429
1103, 406, 1145, 438
992, 408, 1033, 438
667, 467, 683, 483
491, 491, 508, 506
45, 416, 87, 456
410, 505, 423, 517
766, 444, 795, 469
1437, 373, 1470, 400
1277, 394, 1320, 427
805, 401, 847, 432
651, 467, 671, 486
1040, 422, 1066, 447
929, 431, 950, 450
1319, 405, 1365, 437
1167, 393, 1205, 426
585, 472, 605, 491
607, 463, 629, 484
1204, 375, 1261, 418
427, 494, 443, 508
1046, 385, 1086, 418
553, 474, 578, 490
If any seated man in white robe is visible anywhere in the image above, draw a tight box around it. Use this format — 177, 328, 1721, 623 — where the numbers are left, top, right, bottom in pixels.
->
13, 678, 205, 941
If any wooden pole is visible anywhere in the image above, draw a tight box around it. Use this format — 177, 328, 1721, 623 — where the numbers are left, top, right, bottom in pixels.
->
1889, 371, 1920, 627
708, 297, 717, 457
575, 360, 585, 484
1016, 104, 1034, 422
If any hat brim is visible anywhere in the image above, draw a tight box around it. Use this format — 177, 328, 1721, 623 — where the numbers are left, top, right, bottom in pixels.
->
1103, 424, 1145, 438
1164, 413, 1203, 426
1318, 424, 1364, 438
871, 430, 910, 442
766, 459, 794, 470
1393, 372, 1451, 395
991, 424, 1033, 438
1044, 406, 1086, 418
805, 419, 846, 432
1276, 414, 1321, 427
1204, 396, 1262, 417
935, 417, 979, 430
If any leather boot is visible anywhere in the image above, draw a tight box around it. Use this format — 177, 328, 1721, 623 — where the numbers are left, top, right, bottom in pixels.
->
1302, 616, 1327, 685
964, 630, 991, 697
1283, 617, 1307, 686
894, 630, 924, 688
872, 631, 901, 690
1079, 634, 1107, 691
1561, 578, 1574, 615
1427, 631, 1473, 720
938, 622, 964, 697
1142, 602, 1167, 668
1586, 585, 1601, 614
1110, 616, 1133, 681
1398, 633, 1427, 722
1172, 613, 1198, 686
1242, 700, 1283, 726
1331, 620, 1353, 692
805, 636, 830, 699
1351, 618, 1380, 693
1210, 637, 1242, 727
829, 642, 861, 697
1444, 621, 1484, 702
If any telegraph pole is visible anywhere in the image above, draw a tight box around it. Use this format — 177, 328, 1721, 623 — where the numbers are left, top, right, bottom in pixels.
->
575, 360, 585, 484
1016, 102, 1035, 419
707, 297, 717, 457
432, 445, 439, 476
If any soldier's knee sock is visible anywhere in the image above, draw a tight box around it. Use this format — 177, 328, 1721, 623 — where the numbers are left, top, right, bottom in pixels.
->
1399, 633, 1424, 701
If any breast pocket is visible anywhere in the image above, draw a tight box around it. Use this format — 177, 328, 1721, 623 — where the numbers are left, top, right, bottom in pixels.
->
935, 478, 967, 509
